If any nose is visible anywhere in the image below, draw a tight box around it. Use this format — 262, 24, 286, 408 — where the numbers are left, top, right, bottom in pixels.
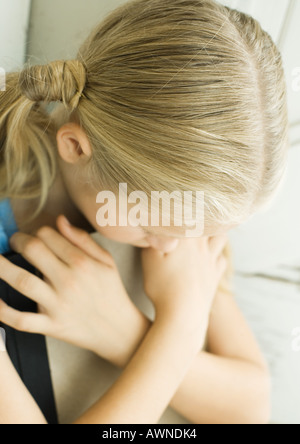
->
146, 235, 179, 253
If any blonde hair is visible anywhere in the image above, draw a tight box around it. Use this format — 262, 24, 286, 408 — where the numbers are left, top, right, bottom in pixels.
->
0, 0, 289, 294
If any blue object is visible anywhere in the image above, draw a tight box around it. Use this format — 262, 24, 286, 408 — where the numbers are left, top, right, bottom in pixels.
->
0, 199, 19, 254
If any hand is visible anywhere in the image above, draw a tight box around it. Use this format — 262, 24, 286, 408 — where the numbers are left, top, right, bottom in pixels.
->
0, 216, 141, 366
141, 236, 229, 341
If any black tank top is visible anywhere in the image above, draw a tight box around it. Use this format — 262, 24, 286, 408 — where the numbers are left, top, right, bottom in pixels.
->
0, 252, 58, 424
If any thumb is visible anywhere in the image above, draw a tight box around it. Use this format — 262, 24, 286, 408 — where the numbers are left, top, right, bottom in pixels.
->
141, 246, 166, 267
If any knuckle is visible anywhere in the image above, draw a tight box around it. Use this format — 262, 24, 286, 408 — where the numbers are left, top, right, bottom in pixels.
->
24, 238, 44, 256
71, 253, 90, 271
62, 275, 80, 294
219, 234, 229, 247
143, 279, 154, 297
14, 313, 29, 332
218, 255, 228, 272
143, 282, 151, 297
15, 272, 31, 293
36, 226, 52, 239
78, 230, 90, 244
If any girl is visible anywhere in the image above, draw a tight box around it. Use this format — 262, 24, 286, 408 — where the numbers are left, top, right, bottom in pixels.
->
0, 0, 288, 424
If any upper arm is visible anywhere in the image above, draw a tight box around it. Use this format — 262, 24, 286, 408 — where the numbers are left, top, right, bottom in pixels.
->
206, 290, 268, 371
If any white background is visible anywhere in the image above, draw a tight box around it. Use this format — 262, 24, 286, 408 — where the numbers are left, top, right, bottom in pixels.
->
0, 0, 31, 71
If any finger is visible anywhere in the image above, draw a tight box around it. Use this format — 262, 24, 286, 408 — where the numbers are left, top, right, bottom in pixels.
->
56, 215, 115, 267
0, 255, 52, 306
217, 254, 229, 280
0, 299, 51, 335
35, 225, 95, 269
9, 232, 69, 284
209, 234, 229, 258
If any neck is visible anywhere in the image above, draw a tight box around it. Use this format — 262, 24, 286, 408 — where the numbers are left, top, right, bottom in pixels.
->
10, 170, 94, 236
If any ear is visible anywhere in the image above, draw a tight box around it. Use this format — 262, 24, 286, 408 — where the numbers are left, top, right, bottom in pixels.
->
56, 123, 92, 164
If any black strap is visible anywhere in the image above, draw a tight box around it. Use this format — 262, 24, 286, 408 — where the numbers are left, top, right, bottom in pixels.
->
0, 252, 58, 424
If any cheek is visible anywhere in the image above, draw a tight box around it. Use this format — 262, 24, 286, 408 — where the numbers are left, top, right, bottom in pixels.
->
77, 193, 150, 245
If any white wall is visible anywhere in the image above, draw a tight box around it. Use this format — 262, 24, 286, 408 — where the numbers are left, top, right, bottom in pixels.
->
26, 0, 125, 63
0, 0, 31, 71
221, 0, 290, 44
221, 0, 300, 425
280, 0, 300, 143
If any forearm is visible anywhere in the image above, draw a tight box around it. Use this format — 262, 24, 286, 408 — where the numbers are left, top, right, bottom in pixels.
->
169, 351, 271, 424
74, 314, 202, 424
107, 304, 153, 369
0, 350, 47, 424
111, 294, 270, 425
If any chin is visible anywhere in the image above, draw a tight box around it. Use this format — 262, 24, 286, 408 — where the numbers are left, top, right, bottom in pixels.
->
125, 240, 151, 248
130, 242, 151, 249
98, 232, 150, 249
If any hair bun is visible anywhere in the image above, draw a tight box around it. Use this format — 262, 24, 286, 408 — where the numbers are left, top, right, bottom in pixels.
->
19, 59, 87, 111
